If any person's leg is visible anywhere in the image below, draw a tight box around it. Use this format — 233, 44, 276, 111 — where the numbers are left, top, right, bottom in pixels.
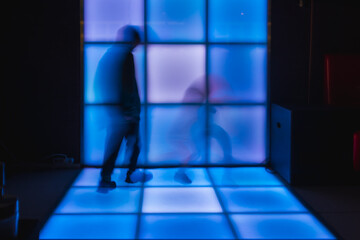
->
124, 121, 140, 183
100, 124, 125, 182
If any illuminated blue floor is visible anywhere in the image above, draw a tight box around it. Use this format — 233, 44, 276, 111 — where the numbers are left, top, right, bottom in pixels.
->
40, 167, 336, 239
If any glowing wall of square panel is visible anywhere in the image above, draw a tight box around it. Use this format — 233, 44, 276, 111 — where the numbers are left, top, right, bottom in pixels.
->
73, 168, 142, 187
208, 167, 283, 186
39, 214, 137, 239
230, 214, 335, 239
209, 45, 267, 103
139, 214, 235, 239
84, 44, 144, 104
147, 106, 206, 166
209, 106, 266, 164
147, 0, 205, 42
84, 106, 145, 166
147, 45, 205, 103
144, 168, 211, 186
84, 0, 143, 42
142, 187, 222, 213
54, 188, 141, 213
218, 187, 307, 213
209, 0, 267, 43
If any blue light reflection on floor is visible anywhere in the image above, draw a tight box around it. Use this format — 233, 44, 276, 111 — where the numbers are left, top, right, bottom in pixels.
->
218, 187, 307, 213
54, 187, 141, 213
208, 167, 283, 186
40, 214, 137, 239
40, 167, 336, 239
230, 214, 335, 239
140, 214, 235, 239
72, 168, 143, 187
144, 168, 212, 186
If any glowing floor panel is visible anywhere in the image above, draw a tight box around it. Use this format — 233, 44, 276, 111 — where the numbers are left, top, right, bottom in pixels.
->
40, 167, 336, 239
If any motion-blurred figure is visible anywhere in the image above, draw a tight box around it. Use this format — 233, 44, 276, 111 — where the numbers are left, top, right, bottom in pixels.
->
95, 26, 141, 189
170, 76, 233, 184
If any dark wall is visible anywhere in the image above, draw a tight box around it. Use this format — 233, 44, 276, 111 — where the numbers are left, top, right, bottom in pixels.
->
270, 0, 311, 104
2, 0, 81, 164
309, 0, 360, 103
270, 0, 360, 104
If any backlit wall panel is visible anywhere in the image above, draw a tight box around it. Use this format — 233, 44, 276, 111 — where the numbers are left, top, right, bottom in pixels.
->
84, 0, 144, 42
147, 0, 205, 42
209, 0, 267, 42
84, 44, 145, 104
209, 106, 266, 164
147, 45, 205, 103
147, 106, 206, 166
209, 45, 267, 103
84, 106, 146, 166
83, 0, 268, 166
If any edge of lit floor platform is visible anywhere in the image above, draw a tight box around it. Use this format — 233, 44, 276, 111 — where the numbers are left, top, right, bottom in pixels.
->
39, 167, 337, 240
39, 213, 336, 239
72, 167, 284, 187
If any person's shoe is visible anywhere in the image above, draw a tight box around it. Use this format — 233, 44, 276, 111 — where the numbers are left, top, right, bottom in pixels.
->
174, 170, 192, 184
125, 170, 154, 183
125, 171, 136, 184
99, 179, 117, 188
141, 171, 153, 183
97, 179, 116, 193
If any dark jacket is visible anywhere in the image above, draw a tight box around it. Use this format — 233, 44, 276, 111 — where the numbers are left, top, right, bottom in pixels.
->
95, 44, 140, 120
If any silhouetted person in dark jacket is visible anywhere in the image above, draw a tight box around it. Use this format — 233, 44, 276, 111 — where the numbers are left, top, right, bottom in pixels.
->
95, 26, 141, 188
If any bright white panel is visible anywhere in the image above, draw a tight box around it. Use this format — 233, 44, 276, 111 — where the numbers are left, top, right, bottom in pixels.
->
55, 188, 141, 213
218, 187, 307, 213
147, 45, 205, 103
39, 214, 137, 239
139, 214, 235, 239
142, 187, 222, 213
230, 214, 335, 239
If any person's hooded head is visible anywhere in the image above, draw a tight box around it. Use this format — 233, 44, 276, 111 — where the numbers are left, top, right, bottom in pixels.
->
116, 25, 141, 49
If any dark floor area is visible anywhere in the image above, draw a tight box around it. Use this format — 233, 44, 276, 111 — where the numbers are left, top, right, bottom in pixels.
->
4, 167, 360, 240
292, 185, 360, 240
5, 167, 81, 240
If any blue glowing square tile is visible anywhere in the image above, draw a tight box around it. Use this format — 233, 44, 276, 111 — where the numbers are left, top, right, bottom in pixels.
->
218, 187, 307, 213
209, 45, 267, 103
39, 214, 137, 239
230, 214, 336, 239
139, 214, 235, 239
144, 168, 211, 186
147, 106, 206, 166
142, 187, 222, 213
84, 0, 143, 42
84, 44, 145, 104
54, 187, 141, 213
73, 168, 142, 187
209, 106, 266, 164
147, 0, 205, 42
208, 167, 283, 186
147, 44, 205, 103
209, 0, 267, 43
84, 106, 146, 166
